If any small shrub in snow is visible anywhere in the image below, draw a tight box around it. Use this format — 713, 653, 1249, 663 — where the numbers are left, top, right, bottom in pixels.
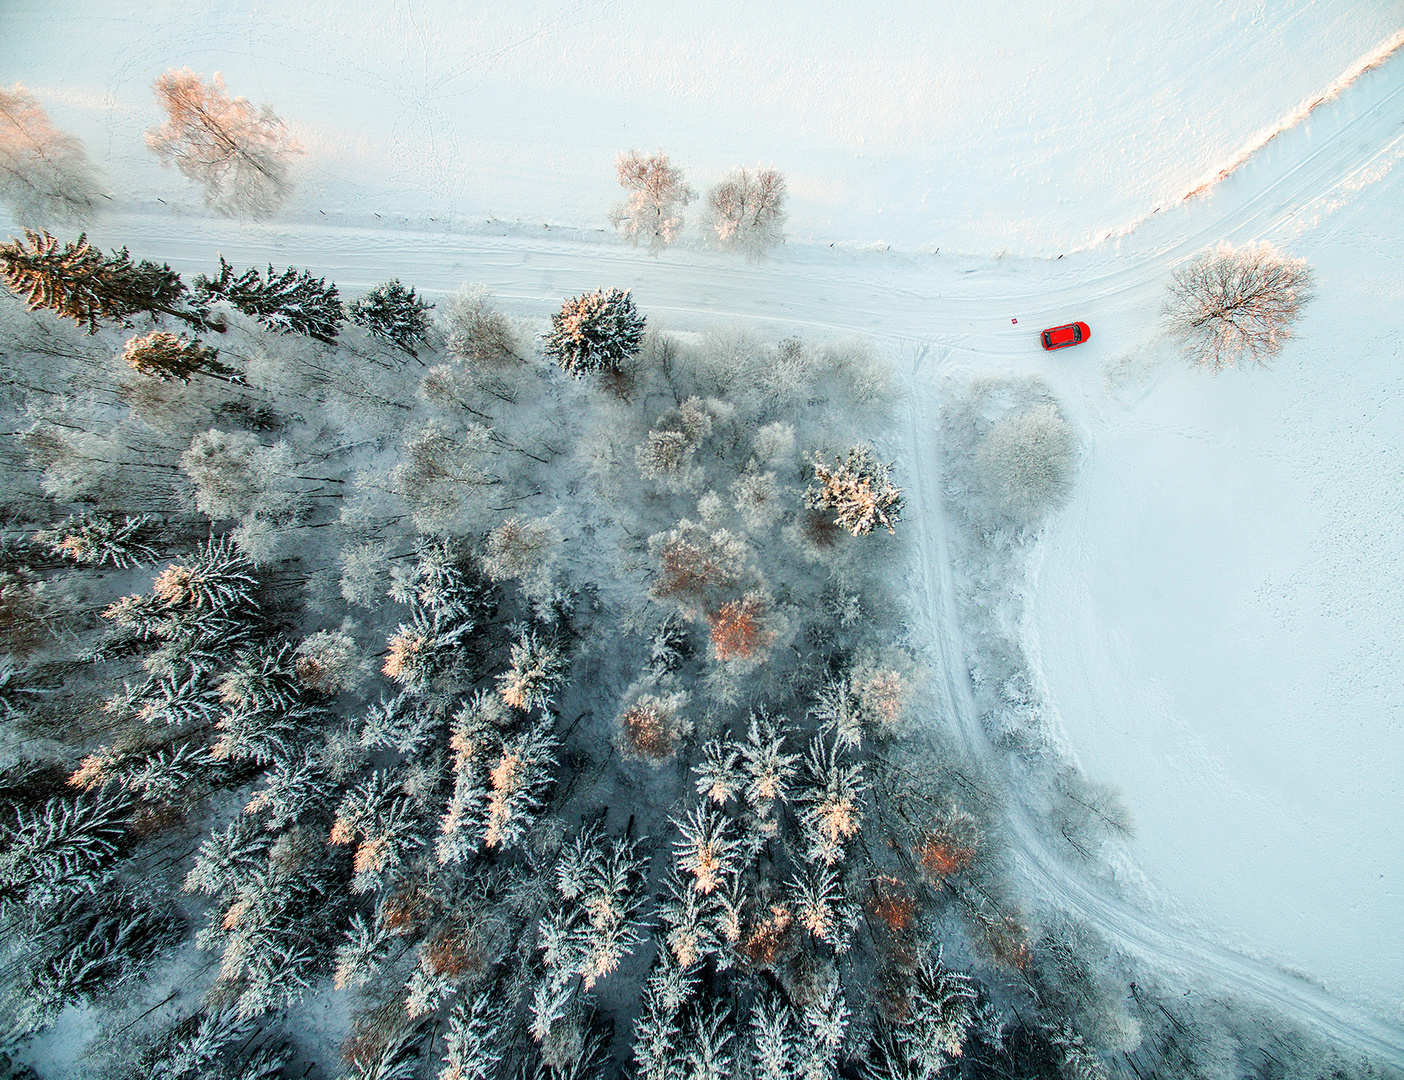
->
805, 444, 903, 536
0, 85, 102, 228
349, 279, 433, 356
146, 68, 301, 218
545, 288, 646, 378
704, 167, 787, 256
610, 149, 695, 251
974, 402, 1079, 523
1162, 241, 1314, 371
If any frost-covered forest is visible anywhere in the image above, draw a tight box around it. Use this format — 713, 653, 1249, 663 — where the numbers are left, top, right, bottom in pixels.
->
1, 18, 1403, 1077
0, 225, 1393, 1080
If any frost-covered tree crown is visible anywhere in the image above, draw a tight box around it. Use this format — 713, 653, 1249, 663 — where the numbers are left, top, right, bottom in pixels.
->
610, 149, 695, 252
192, 255, 343, 342
0, 84, 102, 228
145, 68, 302, 218
1, 230, 192, 333
1162, 242, 1315, 371
349, 279, 433, 356
705, 167, 787, 256
804, 444, 903, 536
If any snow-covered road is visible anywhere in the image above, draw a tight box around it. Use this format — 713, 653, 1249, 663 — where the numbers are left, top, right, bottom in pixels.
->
72, 41, 1404, 1063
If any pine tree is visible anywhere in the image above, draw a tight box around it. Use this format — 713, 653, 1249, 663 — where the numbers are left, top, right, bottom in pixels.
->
739, 712, 798, 827
497, 629, 568, 713
16, 890, 182, 1033
34, 512, 157, 569
191, 255, 343, 342
148, 536, 258, 615
439, 991, 508, 1080
332, 912, 393, 991
673, 806, 739, 895
122, 329, 237, 382
657, 868, 723, 969
539, 825, 646, 989
545, 288, 645, 377
329, 769, 426, 895
789, 864, 857, 953
349, 279, 433, 356
633, 951, 698, 1080
1, 229, 198, 333
751, 995, 798, 1080
481, 719, 557, 850
686, 999, 737, 1080
0, 788, 131, 912
799, 977, 850, 1080
797, 736, 867, 867
693, 739, 743, 805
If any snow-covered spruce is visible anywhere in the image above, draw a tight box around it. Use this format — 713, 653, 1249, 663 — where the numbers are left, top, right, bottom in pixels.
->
544, 288, 645, 378
350, 278, 434, 356
191, 255, 343, 342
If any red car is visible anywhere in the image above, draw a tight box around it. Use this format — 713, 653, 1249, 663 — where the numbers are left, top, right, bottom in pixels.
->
1040, 322, 1090, 350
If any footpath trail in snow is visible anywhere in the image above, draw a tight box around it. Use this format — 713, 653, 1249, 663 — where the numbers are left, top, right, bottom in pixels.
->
74, 43, 1404, 1064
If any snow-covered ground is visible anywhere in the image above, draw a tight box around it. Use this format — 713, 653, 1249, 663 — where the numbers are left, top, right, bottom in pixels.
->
4, 0, 1402, 254
5, 0, 1404, 1060
1031, 95, 1404, 1021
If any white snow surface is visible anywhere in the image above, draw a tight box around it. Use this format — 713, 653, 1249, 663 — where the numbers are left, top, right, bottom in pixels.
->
5, 0, 1404, 1059
3, 0, 1402, 254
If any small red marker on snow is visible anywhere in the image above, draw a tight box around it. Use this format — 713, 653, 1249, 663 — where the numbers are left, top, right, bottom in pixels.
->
1011, 318, 1017, 324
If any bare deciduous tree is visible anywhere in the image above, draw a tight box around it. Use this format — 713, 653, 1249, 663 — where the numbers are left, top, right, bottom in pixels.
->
704, 167, 786, 256
610, 149, 695, 252
442, 285, 521, 367
146, 68, 302, 218
1162, 242, 1315, 371
0, 84, 102, 227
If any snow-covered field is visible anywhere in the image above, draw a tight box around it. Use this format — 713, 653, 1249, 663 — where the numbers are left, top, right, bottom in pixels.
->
5, 0, 1404, 1064
1032, 102, 1404, 1017
5, 0, 1402, 254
